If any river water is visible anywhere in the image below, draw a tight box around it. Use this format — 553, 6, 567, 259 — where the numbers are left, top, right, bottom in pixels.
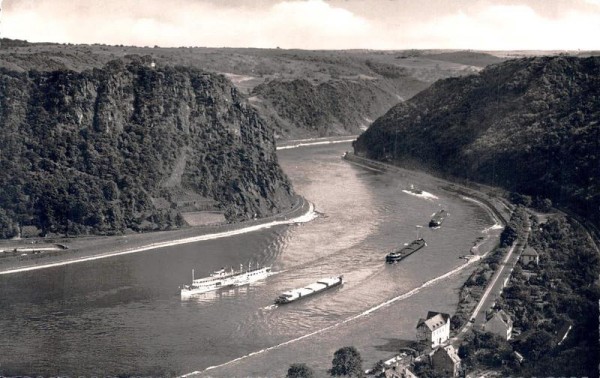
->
0, 142, 495, 376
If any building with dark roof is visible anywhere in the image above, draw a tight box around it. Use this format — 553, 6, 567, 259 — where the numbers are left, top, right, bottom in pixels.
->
430, 345, 461, 377
482, 309, 513, 340
521, 246, 539, 266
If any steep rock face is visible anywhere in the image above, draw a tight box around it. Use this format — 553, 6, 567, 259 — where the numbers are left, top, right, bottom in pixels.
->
354, 56, 600, 226
0, 59, 295, 237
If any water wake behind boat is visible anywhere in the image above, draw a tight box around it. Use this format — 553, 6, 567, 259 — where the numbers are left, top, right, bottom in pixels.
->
401, 189, 438, 200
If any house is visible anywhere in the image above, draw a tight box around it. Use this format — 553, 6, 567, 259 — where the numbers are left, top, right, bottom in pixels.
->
384, 363, 418, 378
521, 247, 539, 266
482, 309, 513, 340
416, 311, 450, 348
430, 345, 461, 377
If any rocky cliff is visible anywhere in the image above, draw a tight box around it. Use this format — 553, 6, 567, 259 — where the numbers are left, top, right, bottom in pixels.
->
0, 41, 504, 140
354, 56, 600, 226
0, 57, 295, 237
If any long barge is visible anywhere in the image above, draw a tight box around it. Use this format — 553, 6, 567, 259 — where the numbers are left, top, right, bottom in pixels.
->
385, 238, 426, 263
275, 276, 343, 304
429, 209, 447, 228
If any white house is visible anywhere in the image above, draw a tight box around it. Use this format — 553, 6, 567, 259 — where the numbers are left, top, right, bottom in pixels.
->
416, 311, 450, 348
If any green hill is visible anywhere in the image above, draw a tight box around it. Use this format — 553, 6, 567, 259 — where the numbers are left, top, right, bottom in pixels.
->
354, 56, 600, 227
0, 58, 294, 237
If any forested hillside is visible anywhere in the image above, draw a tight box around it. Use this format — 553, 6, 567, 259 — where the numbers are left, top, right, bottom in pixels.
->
354, 56, 600, 227
0, 57, 295, 237
0, 40, 501, 139
251, 77, 393, 137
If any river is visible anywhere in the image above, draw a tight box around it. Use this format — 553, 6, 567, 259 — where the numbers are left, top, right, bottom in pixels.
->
0, 142, 497, 376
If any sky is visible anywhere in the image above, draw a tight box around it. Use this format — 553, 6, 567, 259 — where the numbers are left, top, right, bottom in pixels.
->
1, 0, 599, 50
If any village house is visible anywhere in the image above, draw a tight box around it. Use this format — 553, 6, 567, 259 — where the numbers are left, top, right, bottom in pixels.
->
521, 246, 539, 266
482, 309, 513, 340
416, 311, 450, 348
383, 362, 418, 378
430, 345, 461, 377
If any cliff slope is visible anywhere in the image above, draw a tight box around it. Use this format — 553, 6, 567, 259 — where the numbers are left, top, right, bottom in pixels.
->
354, 56, 600, 226
0, 58, 295, 237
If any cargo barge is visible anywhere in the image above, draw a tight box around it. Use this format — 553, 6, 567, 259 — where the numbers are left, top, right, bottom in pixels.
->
275, 276, 343, 304
429, 210, 447, 228
385, 239, 426, 263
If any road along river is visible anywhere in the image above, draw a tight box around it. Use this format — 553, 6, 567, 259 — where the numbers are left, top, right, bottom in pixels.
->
0, 141, 499, 376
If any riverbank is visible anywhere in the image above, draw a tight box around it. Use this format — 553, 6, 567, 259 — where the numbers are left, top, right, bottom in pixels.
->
276, 136, 358, 150
0, 195, 314, 275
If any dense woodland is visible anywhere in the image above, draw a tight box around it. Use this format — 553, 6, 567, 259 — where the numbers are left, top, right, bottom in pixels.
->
459, 214, 599, 377
354, 56, 600, 228
252, 78, 392, 137
0, 58, 294, 237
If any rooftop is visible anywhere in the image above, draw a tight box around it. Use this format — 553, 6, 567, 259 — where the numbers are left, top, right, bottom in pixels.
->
417, 311, 450, 331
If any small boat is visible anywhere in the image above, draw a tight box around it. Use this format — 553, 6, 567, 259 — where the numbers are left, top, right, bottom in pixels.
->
181, 264, 271, 298
275, 276, 344, 304
406, 184, 423, 195
386, 238, 426, 263
429, 209, 447, 228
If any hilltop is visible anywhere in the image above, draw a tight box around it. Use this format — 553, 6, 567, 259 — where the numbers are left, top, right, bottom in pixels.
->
0, 41, 508, 139
354, 56, 600, 227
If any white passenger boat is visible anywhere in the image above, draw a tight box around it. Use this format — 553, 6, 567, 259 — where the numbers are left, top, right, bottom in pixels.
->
181, 264, 271, 298
274, 276, 343, 304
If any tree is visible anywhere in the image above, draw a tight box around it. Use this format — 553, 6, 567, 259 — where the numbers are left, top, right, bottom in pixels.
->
370, 360, 386, 377
521, 329, 554, 361
287, 363, 315, 378
330, 346, 363, 377
533, 197, 552, 212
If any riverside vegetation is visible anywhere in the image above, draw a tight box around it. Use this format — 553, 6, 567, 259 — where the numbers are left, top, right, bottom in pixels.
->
456, 211, 599, 377
354, 56, 600, 229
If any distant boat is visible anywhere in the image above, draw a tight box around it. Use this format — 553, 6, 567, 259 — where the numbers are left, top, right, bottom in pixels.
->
406, 184, 423, 195
386, 238, 426, 263
275, 276, 344, 304
429, 210, 447, 228
181, 264, 271, 298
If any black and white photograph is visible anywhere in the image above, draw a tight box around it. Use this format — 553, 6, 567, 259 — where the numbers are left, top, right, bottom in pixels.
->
0, 1, 598, 377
